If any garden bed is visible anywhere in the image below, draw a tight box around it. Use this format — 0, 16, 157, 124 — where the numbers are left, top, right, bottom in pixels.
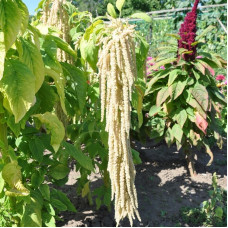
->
56, 139, 227, 227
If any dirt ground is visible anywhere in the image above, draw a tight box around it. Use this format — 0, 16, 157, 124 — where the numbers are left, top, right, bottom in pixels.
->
56, 139, 227, 227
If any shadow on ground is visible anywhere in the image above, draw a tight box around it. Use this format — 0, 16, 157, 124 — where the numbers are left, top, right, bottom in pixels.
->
56, 139, 227, 227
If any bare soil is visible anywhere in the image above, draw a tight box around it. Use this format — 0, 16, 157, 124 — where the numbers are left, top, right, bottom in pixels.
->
56, 139, 227, 227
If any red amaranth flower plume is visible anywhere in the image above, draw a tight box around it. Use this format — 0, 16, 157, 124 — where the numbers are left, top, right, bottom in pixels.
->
178, 0, 200, 61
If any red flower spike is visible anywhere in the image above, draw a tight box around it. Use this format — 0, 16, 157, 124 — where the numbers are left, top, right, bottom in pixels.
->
178, 0, 200, 61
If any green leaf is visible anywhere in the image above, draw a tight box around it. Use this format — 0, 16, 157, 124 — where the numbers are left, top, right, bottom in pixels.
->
175, 109, 187, 128
51, 189, 76, 212
156, 87, 169, 106
107, 3, 117, 18
31, 171, 44, 188
36, 82, 58, 113
16, 0, 29, 35
131, 148, 142, 165
172, 124, 183, 143
166, 33, 181, 40
0, 0, 21, 52
2, 160, 30, 196
168, 69, 181, 86
215, 207, 223, 219
17, 38, 45, 92
169, 81, 186, 100
80, 37, 99, 71
51, 199, 67, 211
151, 58, 176, 71
196, 25, 215, 40
191, 83, 208, 111
49, 164, 69, 180
116, 0, 125, 13
29, 138, 45, 163
0, 0, 22, 80
165, 128, 173, 147
21, 198, 42, 227
39, 184, 50, 201
42, 213, 56, 227
0, 59, 36, 123
47, 35, 77, 58
45, 67, 67, 114
33, 112, 65, 152
61, 63, 87, 113
149, 105, 161, 117
130, 13, 152, 23
63, 142, 94, 171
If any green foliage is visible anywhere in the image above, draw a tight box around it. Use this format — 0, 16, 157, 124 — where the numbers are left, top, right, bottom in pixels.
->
143, 26, 226, 160
180, 173, 227, 227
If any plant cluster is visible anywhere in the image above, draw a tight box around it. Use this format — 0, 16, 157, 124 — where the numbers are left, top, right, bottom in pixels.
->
181, 173, 227, 227
143, 0, 227, 176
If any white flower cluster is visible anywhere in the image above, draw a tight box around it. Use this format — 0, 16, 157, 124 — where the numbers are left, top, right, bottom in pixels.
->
98, 18, 140, 226
41, 0, 73, 63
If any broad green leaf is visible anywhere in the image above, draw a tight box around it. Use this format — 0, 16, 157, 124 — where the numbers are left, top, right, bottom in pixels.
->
0, 59, 36, 123
45, 67, 67, 114
172, 124, 183, 143
42, 213, 56, 227
151, 58, 176, 71
0, 0, 22, 51
0, 0, 22, 80
46, 35, 77, 58
16, 0, 29, 35
21, 198, 42, 227
39, 184, 50, 201
156, 87, 169, 106
107, 3, 117, 18
165, 128, 173, 147
116, 0, 125, 12
191, 83, 208, 111
169, 81, 186, 100
130, 13, 152, 23
61, 63, 87, 113
196, 25, 215, 40
33, 112, 65, 152
215, 207, 223, 219
148, 117, 165, 138
49, 164, 70, 180
168, 69, 181, 86
36, 82, 59, 113
29, 138, 45, 163
17, 38, 45, 92
131, 148, 142, 165
31, 171, 44, 188
63, 141, 94, 171
51, 189, 76, 212
80, 37, 99, 71
51, 199, 67, 211
2, 160, 30, 196
175, 109, 187, 128
149, 105, 161, 117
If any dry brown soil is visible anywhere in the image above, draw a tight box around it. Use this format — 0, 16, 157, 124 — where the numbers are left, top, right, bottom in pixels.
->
56, 139, 227, 227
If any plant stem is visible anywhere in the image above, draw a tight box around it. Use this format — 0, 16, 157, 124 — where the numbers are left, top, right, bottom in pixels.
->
184, 148, 197, 177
